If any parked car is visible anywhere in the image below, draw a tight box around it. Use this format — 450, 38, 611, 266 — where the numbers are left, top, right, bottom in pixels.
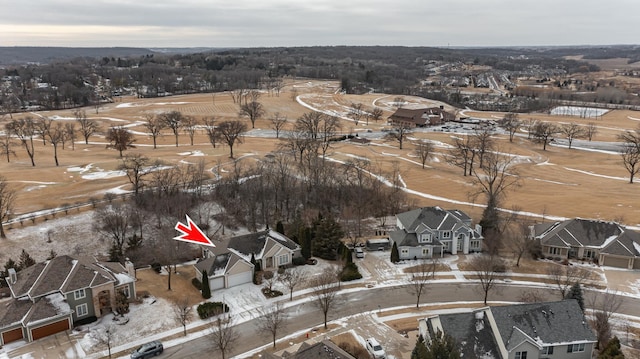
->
366, 337, 386, 359
131, 340, 163, 358
355, 248, 365, 258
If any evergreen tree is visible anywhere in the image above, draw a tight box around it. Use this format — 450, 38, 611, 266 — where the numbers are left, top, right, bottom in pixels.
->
391, 242, 400, 263
412, 330, 460, 359
114, 289, 130, 316
276, 221, 285, 236
201, 270, 211, 299
46, 250, 57, 260
19, 249, 36, 269
301, 227, 312, 259
597, 336, 625, 359
311, 214, 344, 260
343, 244, 353, 264
567, 282, 585, 312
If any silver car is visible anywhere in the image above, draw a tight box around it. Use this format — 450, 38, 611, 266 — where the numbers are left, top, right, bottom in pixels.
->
131, 340, 163, 358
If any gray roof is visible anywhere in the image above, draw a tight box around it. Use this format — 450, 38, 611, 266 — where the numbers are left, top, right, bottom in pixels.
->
290, 340, 355, 359
436, 311, 500, 358
491, 300, 596, 348
601, 230, 640, 256
195, 253, 231, 276
535, 219, 622, 248
0, 294, 71, 329
226, 229, 300, 256
393, 207, 481, 247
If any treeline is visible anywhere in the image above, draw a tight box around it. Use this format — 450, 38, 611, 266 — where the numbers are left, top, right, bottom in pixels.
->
0, 46, 600, 113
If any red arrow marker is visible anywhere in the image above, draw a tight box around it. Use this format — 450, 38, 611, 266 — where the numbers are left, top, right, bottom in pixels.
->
174, 215, 215, 247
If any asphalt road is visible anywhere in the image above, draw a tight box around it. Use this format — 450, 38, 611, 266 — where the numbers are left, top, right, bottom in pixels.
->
159, 282, 640, 358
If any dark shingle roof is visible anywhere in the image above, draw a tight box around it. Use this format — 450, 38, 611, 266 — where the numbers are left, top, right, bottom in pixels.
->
602, 230, 640, 256
491, 300, 595, 347
393, 207, 481, 247
0, 298, 32, 327
31, 256, 76, 298
436, 311, 500, 358
9, 262, 46, 298
227, 229, 299, 256
536, 219, 622, 248
292, 340, 355, 359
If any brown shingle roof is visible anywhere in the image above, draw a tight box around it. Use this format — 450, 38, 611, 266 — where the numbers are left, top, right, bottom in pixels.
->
30, 256, 76, 298
9, 263, 46, 298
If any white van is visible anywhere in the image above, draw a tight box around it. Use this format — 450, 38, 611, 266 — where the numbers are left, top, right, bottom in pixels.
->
355, 247, 364, 258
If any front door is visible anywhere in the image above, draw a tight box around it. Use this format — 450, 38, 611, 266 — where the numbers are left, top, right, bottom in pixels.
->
98, 290, 112, 316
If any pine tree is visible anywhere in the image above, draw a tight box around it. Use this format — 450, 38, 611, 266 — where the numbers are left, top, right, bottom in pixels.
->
276, 221, 285, 235
114, 289, 130, 316
19, 249, 36, 269
391, 242, 400, 263
201, 270, 211, 299
311, 214, 344, 260
597, 336, 625, 359
423, 330, 461, 359
567, 282, 585, 312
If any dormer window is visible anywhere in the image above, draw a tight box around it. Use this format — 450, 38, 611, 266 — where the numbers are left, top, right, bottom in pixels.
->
74, 288, 86, 300
442, 231, 451, 239
418, 234, 431, 243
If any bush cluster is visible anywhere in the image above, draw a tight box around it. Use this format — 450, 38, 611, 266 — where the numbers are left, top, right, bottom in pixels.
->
191, 278, 202, 290
341, 263, 363, 281
197, 302, 229, 319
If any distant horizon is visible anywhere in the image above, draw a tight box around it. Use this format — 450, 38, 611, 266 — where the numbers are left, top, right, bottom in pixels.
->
1, 0, 638, 48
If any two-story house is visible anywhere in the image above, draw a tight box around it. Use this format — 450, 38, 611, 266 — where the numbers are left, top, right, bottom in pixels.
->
0, 255, 136, 346
389, 207, 483, 260
419, 300, 596, 359
195, 229, 302, 291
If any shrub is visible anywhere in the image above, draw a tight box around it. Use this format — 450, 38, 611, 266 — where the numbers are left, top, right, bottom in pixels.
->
263, 270, 274, 280
341, 263, 363, 281
191, 277, 202, 290
197, 302, 229, 319
261, 287, 284, 298
253, 271, 263, 285
151, 262, 162, 273
292, 256, 307, 266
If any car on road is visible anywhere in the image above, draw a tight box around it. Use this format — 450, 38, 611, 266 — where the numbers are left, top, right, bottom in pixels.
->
366, 337, 386, 359
355, 247, 365, 258
131, 340, 163, 358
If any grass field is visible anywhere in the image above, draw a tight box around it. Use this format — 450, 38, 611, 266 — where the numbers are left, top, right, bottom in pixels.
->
2, 78, 640, 237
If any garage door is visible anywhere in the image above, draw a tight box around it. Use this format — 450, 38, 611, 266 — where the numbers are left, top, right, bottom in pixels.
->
227, 271, 252, 288
602, 256, 629, 269
210, 277, 225, 290
2, 327, 23, 344
31, 319, 69, 340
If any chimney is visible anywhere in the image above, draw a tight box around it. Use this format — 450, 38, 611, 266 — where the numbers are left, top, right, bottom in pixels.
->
124, 258, 136, 279
8, 268, 17, 285
475, 224, 483, 236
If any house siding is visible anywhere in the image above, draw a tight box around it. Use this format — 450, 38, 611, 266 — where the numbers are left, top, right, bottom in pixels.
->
543, 343, 594, 359
66, 288, 95, 322
508, 341, 539, 359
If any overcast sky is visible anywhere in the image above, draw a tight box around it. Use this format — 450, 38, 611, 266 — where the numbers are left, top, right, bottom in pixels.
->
1, 0, 637, 48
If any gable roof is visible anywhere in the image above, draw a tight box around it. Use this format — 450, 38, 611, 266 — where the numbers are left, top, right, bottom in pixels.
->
0, 294, 72, 329
392, 207, 481, 247
535, 218, 622, 248
6, 255, 134, 300
290, 340, 355, 359
435, 310, 500, 358
388, 107, 454, 126
491, 300, 595, 348
223, 229, 300, 259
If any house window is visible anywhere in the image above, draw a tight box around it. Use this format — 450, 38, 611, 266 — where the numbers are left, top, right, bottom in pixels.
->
549, 247, 561, 255
422, 248, 430, 256
541, 346, 554, 355
401, 249, 409, 255
456, 240, 462, 251
515, 351, 527, 359
470, 240, 480, 249
442, 231, 451, 239
277, 254, 289, 266
567, 343, 585, 353
584, 249, 595, 259
76, 303, 88, 317
419, 234, 431, 243
74, 289, 86, 300
120, 286, 130, 299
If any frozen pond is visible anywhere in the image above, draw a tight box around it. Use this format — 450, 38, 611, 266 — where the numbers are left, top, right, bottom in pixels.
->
551, 106, 609, 118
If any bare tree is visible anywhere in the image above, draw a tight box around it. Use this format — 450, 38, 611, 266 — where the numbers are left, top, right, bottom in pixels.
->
160, 110, 183, 147
269, 112, 287, 139
209, 314, 239, 359
585, 122, 598, 141
64, 122, 76, 150
0, 131, 16, 163
106, 126, 136, 157
505, 219, 535, 267
0, 176, 16, 238
524, 118, 538, 140
94, 203, 131, 261
385, 124, 411, 149
182, 115, 199, 146
468, 254, 505, 304
618, 128, 640, 183
278, 267, 308, 300
229, 88, 246, 104
517, 289, 547, 303
143, 113, 165, 149
589, 290, 623, 350
203, 116, 219, 149
560, 122, 585, 149
6, 117, 37, 166
120, 154, 151, 195
35, 117, 52, 146
368, 107, 384, 123
393, 96, 405, 108
75, 110, 99, 144
239, 99, 265, 129
413, 141, 434, 169
471, 150, 520, 234
531, 122, 559, 150
446, 135, 475, 176
499, 112, 522, 142
256, 301, 287, 348
546, 264, 590, 299
46, 122, 66, 166
173, 297, 193, 336
311, 266, 340, 329
349, 102, 365, 125
406, 260, 434, 308
471, 127, 494, 169
217, 120, 247, 158
93, 324, 116, 359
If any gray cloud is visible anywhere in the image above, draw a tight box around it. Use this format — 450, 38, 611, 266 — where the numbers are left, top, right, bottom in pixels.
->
1, 0, 638, 47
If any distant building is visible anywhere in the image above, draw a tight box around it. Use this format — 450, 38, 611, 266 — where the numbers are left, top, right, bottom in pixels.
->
387, 107, 454, 128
